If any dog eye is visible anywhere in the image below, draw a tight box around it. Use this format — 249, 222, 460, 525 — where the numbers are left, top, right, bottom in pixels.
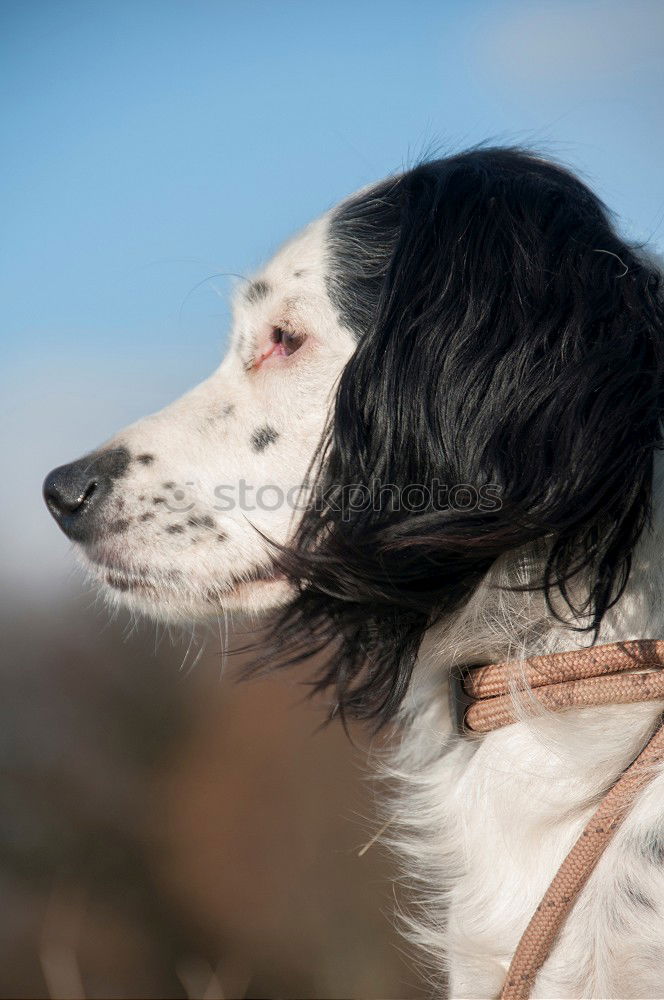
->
272, 326, 305, 357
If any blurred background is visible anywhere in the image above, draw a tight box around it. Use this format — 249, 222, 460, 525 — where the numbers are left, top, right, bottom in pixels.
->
1, 1, 663, 996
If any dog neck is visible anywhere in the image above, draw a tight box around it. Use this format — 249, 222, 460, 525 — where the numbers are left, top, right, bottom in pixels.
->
413, 456, 664, 693
393, 457, 664, 997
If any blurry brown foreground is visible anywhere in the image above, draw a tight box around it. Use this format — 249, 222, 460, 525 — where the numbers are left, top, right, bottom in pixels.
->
0, 592, 427, 999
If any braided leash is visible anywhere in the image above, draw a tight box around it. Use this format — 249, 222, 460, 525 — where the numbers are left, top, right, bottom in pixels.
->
462, 640, 664, 1000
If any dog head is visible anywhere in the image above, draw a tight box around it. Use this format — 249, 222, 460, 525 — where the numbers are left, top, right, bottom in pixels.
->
43, 216, 352, 619
44, 147, 664, 722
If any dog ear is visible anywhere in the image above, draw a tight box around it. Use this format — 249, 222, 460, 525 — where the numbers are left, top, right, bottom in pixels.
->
270, 150, 664, 725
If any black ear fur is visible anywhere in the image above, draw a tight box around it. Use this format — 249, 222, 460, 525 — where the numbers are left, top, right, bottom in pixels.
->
268, 148, 664, 726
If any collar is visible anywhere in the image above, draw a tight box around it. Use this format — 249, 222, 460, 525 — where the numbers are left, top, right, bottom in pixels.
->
460, 638, 664, 734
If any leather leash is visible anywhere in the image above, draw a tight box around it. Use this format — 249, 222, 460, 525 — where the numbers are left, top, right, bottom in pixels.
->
461, 640, 664, 999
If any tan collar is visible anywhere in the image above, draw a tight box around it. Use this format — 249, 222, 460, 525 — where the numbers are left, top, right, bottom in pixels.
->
462, 638, 664, 734
457, 640, 664, 998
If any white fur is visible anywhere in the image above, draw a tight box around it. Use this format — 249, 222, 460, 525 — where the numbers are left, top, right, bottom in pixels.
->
75, 213, 664, 998
386, 466, 664, 998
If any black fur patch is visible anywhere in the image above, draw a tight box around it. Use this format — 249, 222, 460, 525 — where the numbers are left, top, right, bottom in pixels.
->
165, 524, 185, 535
136, 453, 155, 466
623, 882, 656, 911
108, 518, 131, 534
642, 837, 664, 866
187, 514, 215, 528
245, 279, 270, 303
250, 425, 279, 452
326, 175, 402, 337
139, 511, 155, 522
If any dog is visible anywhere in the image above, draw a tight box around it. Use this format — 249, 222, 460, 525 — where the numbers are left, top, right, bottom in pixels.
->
44, 147, 664, 998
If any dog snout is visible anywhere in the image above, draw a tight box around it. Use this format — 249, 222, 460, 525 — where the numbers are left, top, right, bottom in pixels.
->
43, 447, 131, 542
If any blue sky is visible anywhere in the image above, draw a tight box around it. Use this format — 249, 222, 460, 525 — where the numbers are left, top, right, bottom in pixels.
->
2, 0, 663, 591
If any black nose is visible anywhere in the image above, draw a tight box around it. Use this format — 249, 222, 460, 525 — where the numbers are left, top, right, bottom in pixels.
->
43, 447, 131, 542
